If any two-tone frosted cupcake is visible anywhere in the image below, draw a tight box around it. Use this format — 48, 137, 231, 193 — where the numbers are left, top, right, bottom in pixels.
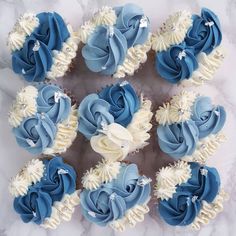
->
8, 12, 79, 82
78, 3, 151, 78
77, 81, 153, 161
80, 159, 151, 231
8, 84, 78, 155
152, 8, 224, 85
9, 156, 80, 229
155, 91, 226, 163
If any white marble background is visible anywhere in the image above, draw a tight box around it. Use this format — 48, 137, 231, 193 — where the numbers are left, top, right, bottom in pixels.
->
1, 0, 236, 235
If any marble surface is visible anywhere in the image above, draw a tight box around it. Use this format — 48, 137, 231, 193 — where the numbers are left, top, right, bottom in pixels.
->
0, 0, 236, 235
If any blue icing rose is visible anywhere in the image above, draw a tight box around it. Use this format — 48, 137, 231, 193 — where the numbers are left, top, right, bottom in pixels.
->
34, 12, 70, 51
36, 84, 71, 124
80, 186, 126, 226
185, 8, 222, 55
78, 93, 114, 140
13, 186, 52, 225
157, 120, 199, 159
98, 82, 140, 127
82, 25, 127, 75
114, 3, 150, 48
41, 157, 77, 202
12, 36, 53, 82
12, 113, 57, 154
156, 44, 198, 84
191, 96, 226, 139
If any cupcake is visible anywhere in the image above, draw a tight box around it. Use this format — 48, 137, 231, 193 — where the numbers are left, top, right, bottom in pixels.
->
9, 156, 80, 229
78, 3, 151, 78
77, 81, 153, 161
155, 91, 226, 163
80, 159, 151, 231
7, 12, 79, 82
152, 8, 224, 85
8, 84, 78, 155
154, 161, 228, 230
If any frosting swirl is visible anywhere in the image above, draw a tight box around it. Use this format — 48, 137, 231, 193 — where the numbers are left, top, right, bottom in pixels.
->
185, 8, 222, 55
191, 96, 226, 139
82, 25, 127, 75
114, 3, 150, 48
157, 120, 199, 159
78, 94, 114, 140
36, 84, 71, 124
99, 82, 140, 127
156, 44, 198, 84
12, 36, 53, 82
12, 113, 57, 154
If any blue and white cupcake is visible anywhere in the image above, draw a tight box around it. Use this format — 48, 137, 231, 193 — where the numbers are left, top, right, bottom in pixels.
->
8, 84, 78, 155
154, 161, 228, 230
77, 81, 153, 161
155, 91, 226, 163
80, 159, 151, 231
9, 156, 80, 229
152, 8, 224, 85
78, 3, 151, 78
7, 12, 79, 82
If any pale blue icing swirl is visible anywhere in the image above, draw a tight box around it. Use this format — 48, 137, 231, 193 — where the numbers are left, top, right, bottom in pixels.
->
78, 93, 114, 140
157, 120, 199, 159
82, 25, 127, 75
191, 96, 226, 139
114, 3, 150, 48
36, 84, 71, 124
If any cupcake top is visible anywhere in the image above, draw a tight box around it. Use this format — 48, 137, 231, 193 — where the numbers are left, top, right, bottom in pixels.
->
77, 81, 153, 161
152, 8, 225, 85
8, 84, 78, 155
78, 3, 151, 78
80, 159, 151, 231
7, 12, 79, 82
155, 91, 226, 163
9, 156, 80, 229
154, 161, 228, 229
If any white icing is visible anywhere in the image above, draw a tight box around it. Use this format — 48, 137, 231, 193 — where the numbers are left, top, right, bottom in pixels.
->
155, 102, 171, 125
82, 168, 101, 190
9, 174, 29, 197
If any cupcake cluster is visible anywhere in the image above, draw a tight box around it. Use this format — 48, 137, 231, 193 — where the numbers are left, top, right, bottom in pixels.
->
78, 3, 151, 78
152, 8, 224, 85
8, 84, 78, 155
78, 81, 153, 161
9, 157, 80, 229
8, 12, 79, 82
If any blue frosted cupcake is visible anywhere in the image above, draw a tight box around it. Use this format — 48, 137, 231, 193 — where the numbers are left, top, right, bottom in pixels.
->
152, 8, 224, 85
78, 3, 151, 78
77, 81, 153, 161
155, 91, 226, 163
154, 161, 228, 230
80, 159, 151, 231
8, 84, 78, 155
7, 12, 79, 82
9, 156, 80, 229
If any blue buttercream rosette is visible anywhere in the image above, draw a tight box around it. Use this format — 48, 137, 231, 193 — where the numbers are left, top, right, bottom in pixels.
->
9, 156, 80, 229
152, 8, 225, 85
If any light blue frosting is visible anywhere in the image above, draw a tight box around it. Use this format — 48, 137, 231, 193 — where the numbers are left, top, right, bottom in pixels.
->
155, 44, 198, 84
114, 3, 150, 48
80, 163, 151, 226
158, 162, 220, 226
98, 82, 140, 127
14, 186, 52, 225
78, 93, 114, 140
12, 36, 53, 82
191, 96, 226, 139
36, 84, 71, 124
13, 113, 57, 154
185, 8, 222, 55
82, 25, 127, 75
157, 120, 199, 159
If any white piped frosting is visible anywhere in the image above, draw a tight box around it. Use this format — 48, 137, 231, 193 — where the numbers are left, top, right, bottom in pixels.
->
82, 168, 101, 190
